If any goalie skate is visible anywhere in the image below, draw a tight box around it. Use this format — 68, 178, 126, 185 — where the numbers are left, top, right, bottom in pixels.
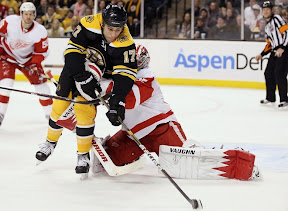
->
75, 152, 90, 180
36, 140, 57, 165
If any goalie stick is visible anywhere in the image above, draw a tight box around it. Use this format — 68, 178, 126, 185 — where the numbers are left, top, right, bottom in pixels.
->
0, 86, 103, 105
94, 91, 203, 210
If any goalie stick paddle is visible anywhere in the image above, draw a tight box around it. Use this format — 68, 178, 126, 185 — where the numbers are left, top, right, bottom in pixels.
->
95, 91, 203, 210
0, 86, 103, 105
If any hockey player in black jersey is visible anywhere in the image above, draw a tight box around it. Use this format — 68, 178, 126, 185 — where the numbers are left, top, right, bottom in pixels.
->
35, 4, 137, 179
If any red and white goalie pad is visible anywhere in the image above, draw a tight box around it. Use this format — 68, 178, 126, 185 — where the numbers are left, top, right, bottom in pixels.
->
159, 145, 259, 181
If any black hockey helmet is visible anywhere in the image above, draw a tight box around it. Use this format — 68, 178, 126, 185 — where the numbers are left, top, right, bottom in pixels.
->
262, 1, 273, 9
102, 4, 127, 27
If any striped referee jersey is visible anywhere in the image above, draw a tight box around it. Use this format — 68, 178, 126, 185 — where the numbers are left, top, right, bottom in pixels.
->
261, 14, 288, 56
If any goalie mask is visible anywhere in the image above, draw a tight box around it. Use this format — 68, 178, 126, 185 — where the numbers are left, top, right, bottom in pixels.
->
136, 45, 150, 70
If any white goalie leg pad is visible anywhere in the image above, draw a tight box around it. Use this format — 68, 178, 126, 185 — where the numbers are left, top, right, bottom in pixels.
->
159, 145, 256, 180
91, 136, 146, 176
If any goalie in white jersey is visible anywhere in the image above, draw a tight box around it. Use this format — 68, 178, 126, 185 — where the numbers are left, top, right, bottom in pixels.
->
0, 2, 52, 126
93, 45, 260, 181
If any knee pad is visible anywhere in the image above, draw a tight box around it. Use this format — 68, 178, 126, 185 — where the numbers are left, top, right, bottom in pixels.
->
74, 96, 96, 126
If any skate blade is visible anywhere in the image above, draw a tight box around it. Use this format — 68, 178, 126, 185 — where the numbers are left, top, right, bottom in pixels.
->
80, 173, 89, 180
36, 160, 44, 166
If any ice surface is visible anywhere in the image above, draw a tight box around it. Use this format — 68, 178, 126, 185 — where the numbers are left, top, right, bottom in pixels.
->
0, 82, 287, 211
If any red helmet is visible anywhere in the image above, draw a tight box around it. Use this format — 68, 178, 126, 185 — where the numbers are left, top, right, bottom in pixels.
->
136, 44, 150, 70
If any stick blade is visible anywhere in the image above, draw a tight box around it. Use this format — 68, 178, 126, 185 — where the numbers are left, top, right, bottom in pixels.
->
191, 199, 203, 209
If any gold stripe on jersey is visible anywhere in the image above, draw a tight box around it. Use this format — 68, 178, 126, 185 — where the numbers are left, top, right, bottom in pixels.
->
64, 40, 86, 56
68, 40, 86, 51
110, 26, 135, 48
80, 14, 102, 34
113, 71, 136, 81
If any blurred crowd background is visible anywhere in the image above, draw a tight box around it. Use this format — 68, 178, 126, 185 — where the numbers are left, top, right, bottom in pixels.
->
1, 0, 287, 40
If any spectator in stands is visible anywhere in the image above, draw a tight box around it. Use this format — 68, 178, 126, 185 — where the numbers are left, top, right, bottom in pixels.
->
199, 7, 209, 26
110, 0, 119, 5
208, 14, 230, 40
226, 0, 239, 17
184, 0, 201, 20
42, 5, 62, 29
230, 14, 252, 40
47, 19, 65, 37
194, 16, 209, 39
36, 15, 44, 25
97, 0, 106, 13
244, 0, 261, 26
207, 1, 221, 28
70, 0, 87, 17
117, 0, 125, 7
83, 6, 92, 17
87, 0, 94, 11
1, 0, 18, 13
0, 3, 8, 19
251, 18, 266, 40
225, 8, 237, 27
247, 4, 262, 31
7, 7, 15, 16
64, 15, 79, 37
126, 0, 141, 36
178, 12, 191, 38
62, 9, 74, 30
37, 0, 47, 17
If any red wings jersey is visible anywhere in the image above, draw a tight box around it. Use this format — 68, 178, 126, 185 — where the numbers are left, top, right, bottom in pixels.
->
100, 66, 177, 139
0, 15, 49, 65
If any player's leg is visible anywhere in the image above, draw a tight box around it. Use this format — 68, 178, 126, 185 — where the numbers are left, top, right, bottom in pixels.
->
20, 64, 53, 118
0, 60, 16, 126
262, 56, 277, 103
74, 96, 96, 175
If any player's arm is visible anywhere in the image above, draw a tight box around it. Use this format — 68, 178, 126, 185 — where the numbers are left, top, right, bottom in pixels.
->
106, 44, 137, 126
275, 15, 288, 50
31, 28, 49, 64
0, 19, 8, 36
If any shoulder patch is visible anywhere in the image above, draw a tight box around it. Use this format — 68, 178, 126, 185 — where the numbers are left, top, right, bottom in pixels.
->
111, 25, 134, 48
80, 14, 102, 32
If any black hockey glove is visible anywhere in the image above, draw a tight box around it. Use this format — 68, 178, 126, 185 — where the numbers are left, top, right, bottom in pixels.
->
74, 71, 102, 101
106, 95, 125, 126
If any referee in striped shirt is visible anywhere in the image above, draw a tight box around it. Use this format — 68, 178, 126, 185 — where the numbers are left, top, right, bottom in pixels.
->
255, 1, 288, 108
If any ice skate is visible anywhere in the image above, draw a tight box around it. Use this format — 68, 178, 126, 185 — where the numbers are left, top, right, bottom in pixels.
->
278, 101, 288, 109
35, 140, 57, 165
0, 113, 4, 126
75, 152, 90, 180
260, 99, 275, 106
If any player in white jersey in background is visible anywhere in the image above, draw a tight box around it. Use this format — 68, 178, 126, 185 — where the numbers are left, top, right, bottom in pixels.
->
0, 2, 52, 126
92, 44, 260, 181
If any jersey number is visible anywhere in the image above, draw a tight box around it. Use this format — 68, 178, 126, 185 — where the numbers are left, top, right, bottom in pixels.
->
72, 25, 81, 38
123, 49, 136, 63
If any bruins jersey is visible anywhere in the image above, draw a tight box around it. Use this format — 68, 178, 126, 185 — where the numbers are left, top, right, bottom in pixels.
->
63, 13, 137, 98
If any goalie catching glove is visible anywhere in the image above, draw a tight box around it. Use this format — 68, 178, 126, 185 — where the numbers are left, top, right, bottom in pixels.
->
74, 62, 103, 101
106, 94, 125, 126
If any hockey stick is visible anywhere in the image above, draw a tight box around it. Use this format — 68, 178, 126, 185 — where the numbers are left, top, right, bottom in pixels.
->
95, 91, 203, 210
45, 69, 58, 86
43, 64, 64, 68
0, 56, 57, 86
0, 86, 102, 105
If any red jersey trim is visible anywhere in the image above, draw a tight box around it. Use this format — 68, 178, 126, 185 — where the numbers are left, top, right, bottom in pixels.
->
131, 110, 174, 134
